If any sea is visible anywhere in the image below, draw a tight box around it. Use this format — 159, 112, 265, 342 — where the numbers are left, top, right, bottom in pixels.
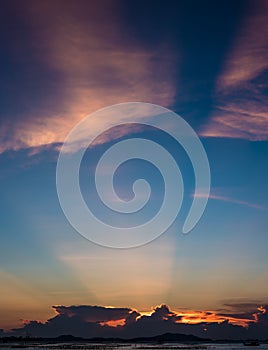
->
0, 343, 267, 350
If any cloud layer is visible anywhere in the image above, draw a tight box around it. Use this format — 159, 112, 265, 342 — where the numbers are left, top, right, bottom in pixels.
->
8, 303, 268, 340
1, 0, 268, 155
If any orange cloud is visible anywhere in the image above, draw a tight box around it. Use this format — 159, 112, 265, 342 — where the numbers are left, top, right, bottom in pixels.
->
177, 310, 253, 327
100, 319, 126, 327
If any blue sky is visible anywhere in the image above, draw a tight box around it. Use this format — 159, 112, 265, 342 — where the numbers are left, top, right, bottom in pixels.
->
0, 0, 268, 339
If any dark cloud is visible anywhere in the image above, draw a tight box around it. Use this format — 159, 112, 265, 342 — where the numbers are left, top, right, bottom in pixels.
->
52, 305, 133, 323
247, 305, 268, 339
7, 304, 268, 340
11, 305, 137, 338
217, 301, 265, 320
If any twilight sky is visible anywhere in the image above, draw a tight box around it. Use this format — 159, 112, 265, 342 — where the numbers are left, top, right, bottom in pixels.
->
0, 0, 268, 340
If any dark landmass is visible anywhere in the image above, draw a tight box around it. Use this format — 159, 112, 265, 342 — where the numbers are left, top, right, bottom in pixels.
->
0, 333, 209, 344
0, 333, 266, 346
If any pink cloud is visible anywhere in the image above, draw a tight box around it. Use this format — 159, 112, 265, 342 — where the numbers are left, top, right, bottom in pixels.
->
0, 1, 177, 154
202, 0, 268, 141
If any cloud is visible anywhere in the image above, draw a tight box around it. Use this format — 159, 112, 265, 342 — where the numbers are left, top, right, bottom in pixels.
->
194, 192, 268, 211
201, 0, 268, 141
214, 301, 266, 325
11, 305, 138, 338
52, 305, 134, 323
201, 102, 268, 141
0, 1, 176, 154
8, 303, 268, 340
2, 1, 267, 153
249, 305, 268, 338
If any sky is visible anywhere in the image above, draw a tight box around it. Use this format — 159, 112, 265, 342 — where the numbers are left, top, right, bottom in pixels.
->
0, 0, 268, 340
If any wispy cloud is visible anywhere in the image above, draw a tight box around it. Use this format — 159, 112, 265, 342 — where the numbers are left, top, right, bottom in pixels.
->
201, 0, 268, 141
1, 1, 267, 153
194, 191, 268, 211
0, 1, 176, 154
